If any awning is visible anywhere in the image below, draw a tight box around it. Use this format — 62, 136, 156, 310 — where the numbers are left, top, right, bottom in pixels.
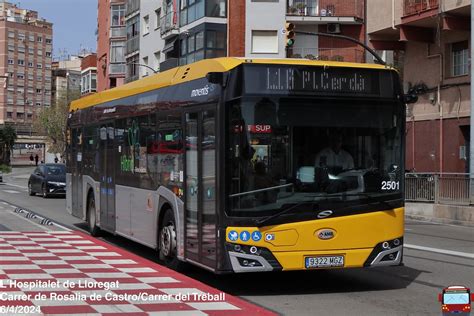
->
163, 38, 178, 53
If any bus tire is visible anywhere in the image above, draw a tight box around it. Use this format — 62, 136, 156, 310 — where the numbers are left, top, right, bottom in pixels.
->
158, 210, 185, 271
87, 194, 100, 237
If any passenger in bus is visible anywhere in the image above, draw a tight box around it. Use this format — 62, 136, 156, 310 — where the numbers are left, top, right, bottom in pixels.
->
315, 133, 354, 174
253, 161, 277, 204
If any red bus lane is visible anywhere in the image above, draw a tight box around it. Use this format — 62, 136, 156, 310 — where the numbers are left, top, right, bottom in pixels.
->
0, 230, 276, 315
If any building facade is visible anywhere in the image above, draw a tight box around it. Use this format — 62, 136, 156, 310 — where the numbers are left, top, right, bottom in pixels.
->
125, 0, 140, 82
368, 0, 471, 173
97, 0, 126, 92
99, 0, 368, 86
0, 1, 52, 135
51, 57, 82, 106
138, 1, 164, 78
229, 0, 366, 62
81, 53, 97, 96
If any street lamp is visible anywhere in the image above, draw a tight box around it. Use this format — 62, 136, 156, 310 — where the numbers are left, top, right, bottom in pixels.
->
126, 62, 158, 80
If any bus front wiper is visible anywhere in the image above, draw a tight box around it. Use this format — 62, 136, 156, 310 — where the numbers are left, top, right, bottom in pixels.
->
254, 201, 320, 228
336, 192, 399, 211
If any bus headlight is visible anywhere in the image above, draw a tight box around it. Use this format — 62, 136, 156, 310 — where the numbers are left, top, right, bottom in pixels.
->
225, 243, 282, 272
363, 237, 403, 267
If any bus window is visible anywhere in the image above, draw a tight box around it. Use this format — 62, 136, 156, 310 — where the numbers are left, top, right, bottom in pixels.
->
116, 115, 157, 190
156, 113, 184, 196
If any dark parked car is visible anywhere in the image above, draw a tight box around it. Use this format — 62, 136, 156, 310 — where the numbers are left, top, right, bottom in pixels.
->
28, 164, 66, 198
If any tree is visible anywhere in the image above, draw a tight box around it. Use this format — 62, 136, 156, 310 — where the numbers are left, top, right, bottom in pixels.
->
33, 89, 80, 159
0, 125, 17, 165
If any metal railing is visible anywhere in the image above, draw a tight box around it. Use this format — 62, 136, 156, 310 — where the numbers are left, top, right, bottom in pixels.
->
287, 0, 363, 19
405, 173, 471, 206
403, 0, 439, 16
109, 63, 125, 75
126, 36, 139, 55
160, 11, 178, 36
110, 26, 126, 38
289, 47, 365, 63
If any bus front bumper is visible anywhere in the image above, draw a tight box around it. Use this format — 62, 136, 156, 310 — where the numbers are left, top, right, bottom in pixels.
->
226, 238, 403, 272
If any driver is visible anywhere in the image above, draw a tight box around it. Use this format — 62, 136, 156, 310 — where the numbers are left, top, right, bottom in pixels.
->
315, 133, 354, 172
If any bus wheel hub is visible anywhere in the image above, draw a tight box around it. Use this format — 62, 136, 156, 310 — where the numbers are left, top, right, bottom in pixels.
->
161, 225, 176, 257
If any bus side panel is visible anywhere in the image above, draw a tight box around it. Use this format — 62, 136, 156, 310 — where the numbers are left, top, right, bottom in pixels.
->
116, 185, 132, 237
127, 185, 158, 247
114, 185, 185, 256
115, 185, 161, 248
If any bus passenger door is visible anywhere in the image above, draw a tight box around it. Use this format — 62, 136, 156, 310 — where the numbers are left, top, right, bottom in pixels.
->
185, 108, 217, 268
99, 123, 116, 232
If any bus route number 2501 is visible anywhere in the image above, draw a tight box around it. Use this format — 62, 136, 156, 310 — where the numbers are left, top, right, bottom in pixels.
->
381, 181, 399, 190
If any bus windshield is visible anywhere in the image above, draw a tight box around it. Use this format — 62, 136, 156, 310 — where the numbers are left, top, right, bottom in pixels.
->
227, 97, 403, 217
444, 292, 470, 305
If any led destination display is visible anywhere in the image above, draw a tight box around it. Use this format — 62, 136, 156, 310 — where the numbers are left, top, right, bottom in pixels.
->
244, 65, 395, 98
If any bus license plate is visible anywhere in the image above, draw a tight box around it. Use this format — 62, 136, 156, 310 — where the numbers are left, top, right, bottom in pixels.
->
305, 255, 344, 269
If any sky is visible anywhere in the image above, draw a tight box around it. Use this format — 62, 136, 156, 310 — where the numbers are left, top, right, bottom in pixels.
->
11, 0, 97, 59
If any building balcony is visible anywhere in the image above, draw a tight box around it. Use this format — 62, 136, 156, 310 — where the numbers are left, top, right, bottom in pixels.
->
287, 0, 363, 21
125, 36, 139, 55
125, 74, 139, 83
109, 63, 125, 75
289, 47, 365, 63
110, 26, 126, 38
125, 0, 140, 17
403, 0, 438, 17
160, 11, 179, 39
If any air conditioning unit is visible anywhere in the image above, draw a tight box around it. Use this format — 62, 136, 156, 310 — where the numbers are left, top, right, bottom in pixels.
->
327, 23, 341, 34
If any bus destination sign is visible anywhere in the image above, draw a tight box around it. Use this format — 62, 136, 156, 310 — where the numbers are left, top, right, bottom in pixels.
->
244, 65, 383, 96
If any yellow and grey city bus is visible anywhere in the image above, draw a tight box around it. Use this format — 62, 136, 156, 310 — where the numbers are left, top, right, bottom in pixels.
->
67, 57, 405, 273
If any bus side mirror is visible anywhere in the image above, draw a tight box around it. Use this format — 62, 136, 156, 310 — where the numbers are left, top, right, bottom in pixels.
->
438, 294, 442, 302
206, 72, 227, 87
206, 72, 224, 85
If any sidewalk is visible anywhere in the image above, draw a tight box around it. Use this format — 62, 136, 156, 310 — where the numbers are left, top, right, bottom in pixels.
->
0, 230, 276, 316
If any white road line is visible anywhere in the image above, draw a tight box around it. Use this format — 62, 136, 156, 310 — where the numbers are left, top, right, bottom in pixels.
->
3, 190, 20, 194
2, 182, 28, 189
405, 244, 474, 259
8, 210, 50, 230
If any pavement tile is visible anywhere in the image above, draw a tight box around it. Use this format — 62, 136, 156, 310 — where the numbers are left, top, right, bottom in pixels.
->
0, 231, 276, 316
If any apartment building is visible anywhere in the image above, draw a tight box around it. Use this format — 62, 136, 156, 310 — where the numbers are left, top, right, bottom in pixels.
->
125, 0, 140, 82
368, 0, 471, 173
97, 0, 126, 92
162, 0, 365, 67
99, 0, 367, 86
81, 53, 97, 96
51, 57, 81, 106
138, 1, 165, 78
232, 0, 366, 62
0, 1, 52, 135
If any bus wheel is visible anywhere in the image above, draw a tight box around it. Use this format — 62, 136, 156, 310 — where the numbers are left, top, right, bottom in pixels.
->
159, 210, 184, 271
28, 182, 35, 196
87, 194, 100, 236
